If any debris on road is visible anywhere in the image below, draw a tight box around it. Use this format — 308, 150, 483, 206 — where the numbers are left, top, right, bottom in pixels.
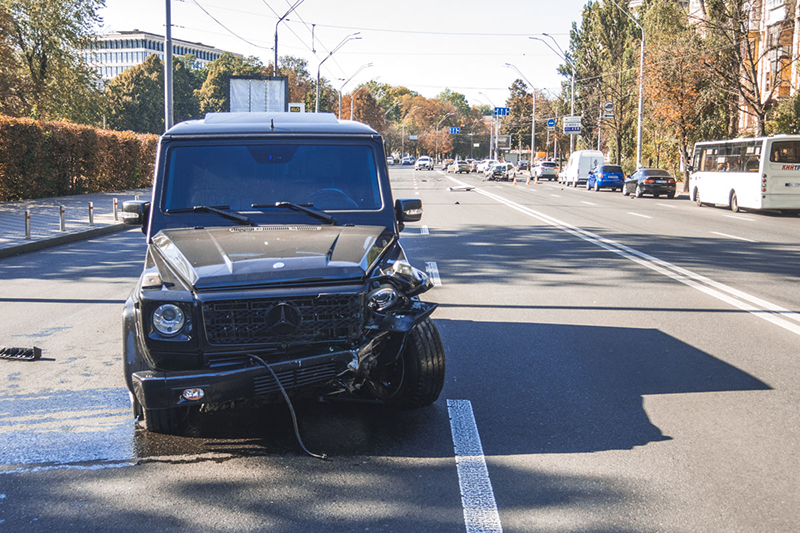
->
0, 346, 42, 361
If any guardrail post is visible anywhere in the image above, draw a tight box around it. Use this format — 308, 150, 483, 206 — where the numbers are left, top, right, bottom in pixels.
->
59, 205, 66, 232
113, 197, 118, 221
24, 210, 31, 239
88, 202, 94, 226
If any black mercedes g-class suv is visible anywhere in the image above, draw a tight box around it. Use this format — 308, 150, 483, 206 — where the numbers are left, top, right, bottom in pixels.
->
121, 112, 445, 434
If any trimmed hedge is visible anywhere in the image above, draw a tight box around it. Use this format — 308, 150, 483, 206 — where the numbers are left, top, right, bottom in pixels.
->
0, 115, 158, 202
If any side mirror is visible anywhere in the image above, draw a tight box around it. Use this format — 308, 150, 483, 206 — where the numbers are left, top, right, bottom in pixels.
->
395, 198, 422, 232
121, 200, 150, 234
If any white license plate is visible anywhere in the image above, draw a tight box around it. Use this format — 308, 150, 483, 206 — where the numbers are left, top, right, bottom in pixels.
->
656, 180, 667, 184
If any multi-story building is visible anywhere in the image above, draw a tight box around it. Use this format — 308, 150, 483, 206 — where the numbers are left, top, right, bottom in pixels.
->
82, 30, 238, 80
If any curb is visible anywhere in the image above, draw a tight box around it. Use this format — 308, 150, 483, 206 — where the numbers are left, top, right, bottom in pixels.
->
0, 223, 133, 259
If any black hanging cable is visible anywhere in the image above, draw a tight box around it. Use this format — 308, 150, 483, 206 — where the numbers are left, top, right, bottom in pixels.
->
247, 354, 328, 460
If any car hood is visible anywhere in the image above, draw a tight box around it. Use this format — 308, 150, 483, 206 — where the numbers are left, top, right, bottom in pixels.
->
150, 225, 393, 290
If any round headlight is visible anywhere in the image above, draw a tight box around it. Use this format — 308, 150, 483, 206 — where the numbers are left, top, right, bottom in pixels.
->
367, 286, 400, 312
152, 304, 185, 336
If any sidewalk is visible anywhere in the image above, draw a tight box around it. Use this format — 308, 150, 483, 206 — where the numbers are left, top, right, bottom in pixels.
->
0, 188, 151, 259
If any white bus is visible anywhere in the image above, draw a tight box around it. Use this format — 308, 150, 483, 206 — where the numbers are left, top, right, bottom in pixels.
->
690, 135, 800, 214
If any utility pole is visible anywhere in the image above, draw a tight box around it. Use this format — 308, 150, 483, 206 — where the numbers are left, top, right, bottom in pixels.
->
164, 0, 173, 131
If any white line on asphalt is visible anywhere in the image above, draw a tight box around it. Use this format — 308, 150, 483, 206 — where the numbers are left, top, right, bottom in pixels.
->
420, 225, 429, 235
711, 231, 756, 243
581, 201, 597, 206
550, 194, 561, 198
628, 212, 653, 219
656, 203, 678, 209
447, 399, 504, 533
444, 175, 800, 337
724, 214, 756, 222
425, 261, 442, 286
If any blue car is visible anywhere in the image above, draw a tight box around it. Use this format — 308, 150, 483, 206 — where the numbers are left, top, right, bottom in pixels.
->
587, 164, 625, 191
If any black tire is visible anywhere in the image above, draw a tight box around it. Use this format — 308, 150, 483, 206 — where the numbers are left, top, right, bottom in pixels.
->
695, 188, 703, 207
586, 181, 591, 190
667, 192, 675, 199
635, 184, 643, 198
730, 192, 739, 213
594, 182, 600, 192
654, 193, 660, 198
370, 318, 445, 408
143, 406, 188, 434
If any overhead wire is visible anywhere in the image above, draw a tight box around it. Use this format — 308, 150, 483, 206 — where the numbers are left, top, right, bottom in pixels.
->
189, 0, 272, 50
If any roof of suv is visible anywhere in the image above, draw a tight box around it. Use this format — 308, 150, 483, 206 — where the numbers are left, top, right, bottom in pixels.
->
163, 112, 379, 138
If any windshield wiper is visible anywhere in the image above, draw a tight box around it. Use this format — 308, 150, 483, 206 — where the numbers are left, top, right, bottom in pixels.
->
167, 205, 256, 226
251, 202, 338, 225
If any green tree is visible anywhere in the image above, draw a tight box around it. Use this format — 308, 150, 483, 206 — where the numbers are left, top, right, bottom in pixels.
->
105, 54, 201, 134
196, 52, 267, 114
436, 88, 470, 117
2, 0, 105, 123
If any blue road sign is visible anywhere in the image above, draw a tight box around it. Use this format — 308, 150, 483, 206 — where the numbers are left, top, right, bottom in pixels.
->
546, 118, 556, 127
449, 127, 461, 134
494, 107, 510, 116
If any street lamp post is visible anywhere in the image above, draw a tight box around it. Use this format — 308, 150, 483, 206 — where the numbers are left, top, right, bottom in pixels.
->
478, 92, 496, 160
530, 35, 576, 154
164, 0, 173, 131
338, 62, 372, 119
505, 63, 536, 164
608, 0, 644, 168
274, 0, 304, 76
316, 32, 361, 113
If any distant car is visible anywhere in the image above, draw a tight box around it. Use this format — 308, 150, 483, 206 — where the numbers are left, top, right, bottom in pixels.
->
533, 161, 558, 181
468, 160, 479, 173
387, 156, 395, 165
415, 156, 433, 170
623, 168, 677, 198
401, 156, 414, 165
441, 159, 453, 170
477, 159, 497, 173
518, 160, 529, 171
587, 164, 625, 191
448, 160, 471, 174
485, 162, 516, 181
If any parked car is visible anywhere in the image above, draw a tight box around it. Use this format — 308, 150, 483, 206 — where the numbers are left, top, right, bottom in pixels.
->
448, 160, 471, 173
120, 112, 444, 434
564, 150, 604, 187
415, 156, 433, 170
587, 164, 625, 191
401, 156, 414, 165
387, 156, 395, 165
518, 160, 530, 171
485, 162, 516, 181
533, 161, 559, 181
622, 168, 677, 198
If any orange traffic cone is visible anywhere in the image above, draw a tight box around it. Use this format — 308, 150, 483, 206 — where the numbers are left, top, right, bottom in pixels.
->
513, 175, 517, 185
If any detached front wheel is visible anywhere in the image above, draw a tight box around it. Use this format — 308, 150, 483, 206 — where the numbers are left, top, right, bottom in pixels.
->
367, 318, 445, 408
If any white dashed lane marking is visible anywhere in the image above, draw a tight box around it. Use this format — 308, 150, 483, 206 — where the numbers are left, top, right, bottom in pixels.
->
425, 261, 441, 286
420, 225, 429, 235
581, 201, 597, 206
628, 212, 653, 219
656, 203, 678, 208
448, 399, 504, 533
711, 231, 756, 243
724, 214, 756, 222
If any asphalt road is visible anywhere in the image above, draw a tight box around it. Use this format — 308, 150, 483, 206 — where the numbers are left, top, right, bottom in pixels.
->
0, 166, 798, 532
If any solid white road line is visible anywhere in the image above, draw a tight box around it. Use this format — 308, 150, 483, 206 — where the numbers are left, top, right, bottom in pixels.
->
628, 212, 653, 219
444, 175, 800, 337
447, 399, 504, 533
425, 261, 442, 286
711, 231, 756, 243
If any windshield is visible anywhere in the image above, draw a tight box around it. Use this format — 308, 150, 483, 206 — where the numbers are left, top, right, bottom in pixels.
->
163, 142, 382, 211
601, 165, 623, 173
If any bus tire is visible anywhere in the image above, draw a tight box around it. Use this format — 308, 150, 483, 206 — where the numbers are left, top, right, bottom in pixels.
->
730, 192, 739, 213
695, 188, 703, 207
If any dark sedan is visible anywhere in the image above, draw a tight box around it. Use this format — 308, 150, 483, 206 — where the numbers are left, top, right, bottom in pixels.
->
623, 168, 677, 198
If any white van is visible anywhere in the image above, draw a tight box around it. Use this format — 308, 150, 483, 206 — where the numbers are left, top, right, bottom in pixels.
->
564, 150, 604, 187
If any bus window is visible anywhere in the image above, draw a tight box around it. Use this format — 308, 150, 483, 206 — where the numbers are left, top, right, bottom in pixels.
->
770, 140, 800, 163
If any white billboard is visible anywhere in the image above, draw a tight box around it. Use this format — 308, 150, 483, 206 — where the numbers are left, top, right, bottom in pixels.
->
229, 77, 288, 112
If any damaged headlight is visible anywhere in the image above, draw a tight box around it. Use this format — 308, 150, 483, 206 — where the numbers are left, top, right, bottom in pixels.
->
389, 260, 431, 297
367, 285, 400, 312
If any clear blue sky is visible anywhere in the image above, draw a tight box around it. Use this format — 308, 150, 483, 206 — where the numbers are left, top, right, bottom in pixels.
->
98, 0, 588, 107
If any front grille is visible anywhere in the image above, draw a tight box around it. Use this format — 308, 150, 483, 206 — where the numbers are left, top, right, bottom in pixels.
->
202, 294, 363, 346
253, 362, 338, 395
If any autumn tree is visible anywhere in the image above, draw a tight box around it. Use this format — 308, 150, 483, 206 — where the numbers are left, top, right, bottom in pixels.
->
2, 0, 105, 123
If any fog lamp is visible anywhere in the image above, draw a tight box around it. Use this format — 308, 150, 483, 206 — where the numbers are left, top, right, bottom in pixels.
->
182, 388, 204, 401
